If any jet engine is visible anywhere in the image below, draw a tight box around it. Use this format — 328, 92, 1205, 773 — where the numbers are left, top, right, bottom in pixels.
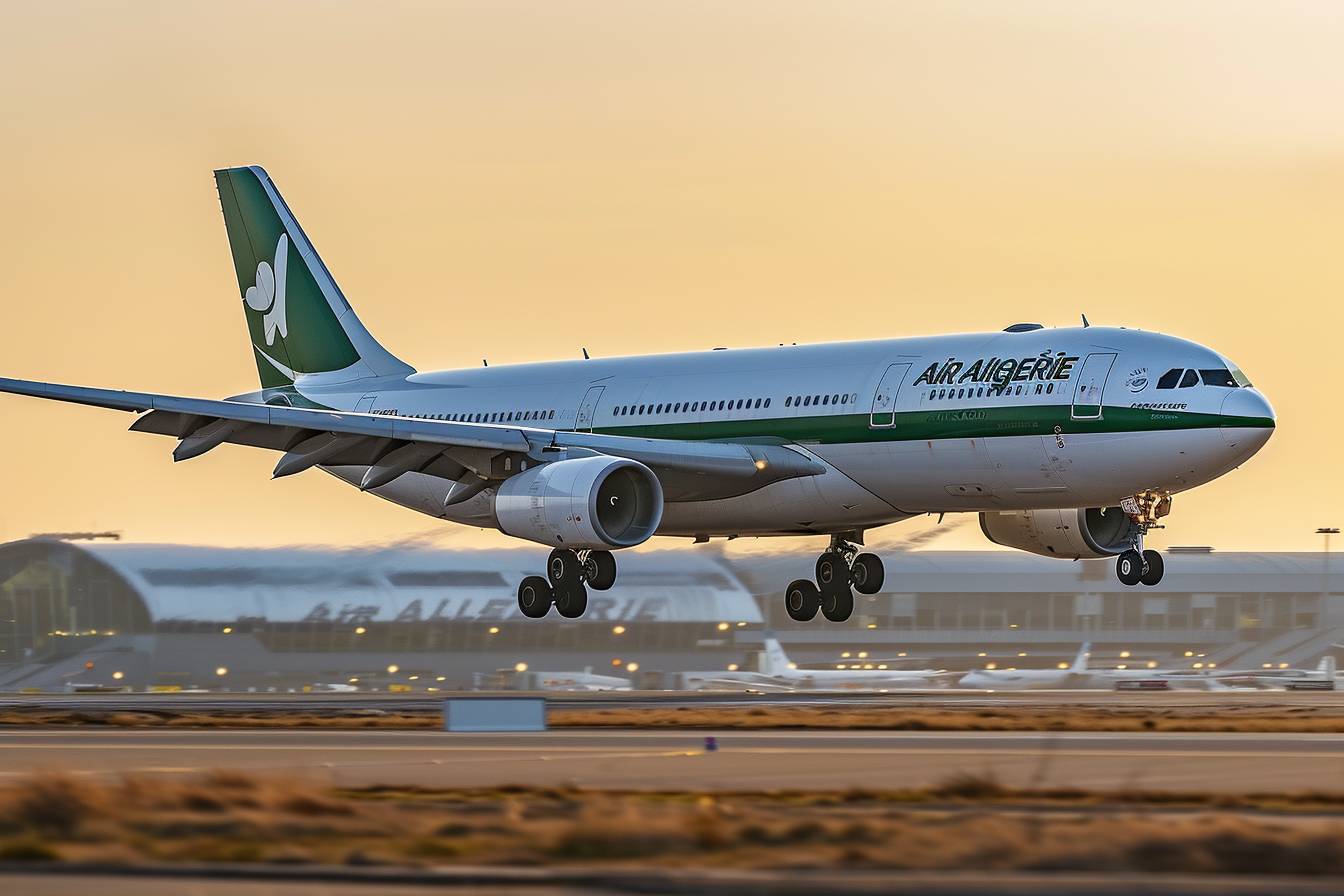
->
494, 455, 664, 550
979, 507, 1139, 560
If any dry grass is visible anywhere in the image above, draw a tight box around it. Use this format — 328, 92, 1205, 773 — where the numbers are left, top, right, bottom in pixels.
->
5, 701, 1344, 732
4, 770, 1344, 873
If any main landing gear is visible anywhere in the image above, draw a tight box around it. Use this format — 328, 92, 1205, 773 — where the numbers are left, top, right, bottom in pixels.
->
785, 537, 884, 623
1114, 491, 1171, 588
516, 548, 617, 619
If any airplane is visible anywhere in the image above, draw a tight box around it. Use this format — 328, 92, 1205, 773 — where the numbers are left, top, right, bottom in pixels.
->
681, 636, 949, 690
958, 643, 1093, 689
0, 166, 1275, 623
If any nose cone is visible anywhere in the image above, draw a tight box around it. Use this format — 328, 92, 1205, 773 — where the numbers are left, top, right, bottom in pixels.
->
1220, 388, 1275, 457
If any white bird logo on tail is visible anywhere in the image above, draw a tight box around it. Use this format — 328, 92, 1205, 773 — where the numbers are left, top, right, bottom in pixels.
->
243, 233, 289, 346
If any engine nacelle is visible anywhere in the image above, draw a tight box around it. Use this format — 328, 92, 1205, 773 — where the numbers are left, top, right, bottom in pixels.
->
978, 507, 1139, 560
494, 455, 664, 550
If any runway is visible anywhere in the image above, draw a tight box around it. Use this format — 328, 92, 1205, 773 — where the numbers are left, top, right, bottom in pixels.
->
2, 728, 1341, 793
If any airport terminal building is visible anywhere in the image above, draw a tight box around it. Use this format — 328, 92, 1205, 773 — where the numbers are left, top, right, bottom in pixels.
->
0, 537, 1339, 690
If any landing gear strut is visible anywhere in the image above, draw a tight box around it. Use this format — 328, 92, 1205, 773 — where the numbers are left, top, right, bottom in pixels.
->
515, 548, 618, 618
784, 536, 884, 623
1114, 492, 1171, 588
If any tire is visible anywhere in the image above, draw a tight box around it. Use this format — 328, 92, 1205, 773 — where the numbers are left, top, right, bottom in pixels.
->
555, 582, 589, 619
784, 579, 820, 622
547, 549, 580, 587
517, 576, 554, 619
851, 553, 884, 594
1116, 550, 1144, 586
583, 550, 618, 591
1140, 549, 1164, 587
815, 552, 845, 594
821, 585, 854, 623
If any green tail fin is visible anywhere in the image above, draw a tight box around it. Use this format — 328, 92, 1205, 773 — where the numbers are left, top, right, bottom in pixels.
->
213, 166, 413, 388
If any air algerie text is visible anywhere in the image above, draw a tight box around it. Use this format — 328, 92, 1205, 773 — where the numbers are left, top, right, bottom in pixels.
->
913, 353, 1079, 388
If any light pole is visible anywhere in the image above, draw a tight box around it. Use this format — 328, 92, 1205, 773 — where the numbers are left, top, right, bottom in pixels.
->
1317, 528, 1338, 631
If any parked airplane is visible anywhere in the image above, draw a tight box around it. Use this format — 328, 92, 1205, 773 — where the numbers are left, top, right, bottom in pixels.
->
0, 167, 1275, 623
679, 636, 947, 690
958, 644, 1094, 689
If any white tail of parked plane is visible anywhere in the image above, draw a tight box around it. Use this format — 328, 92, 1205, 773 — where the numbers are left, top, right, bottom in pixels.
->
1319, 655, 1337, 677
760, 636, 792, 676
1071, 642, 1091, 674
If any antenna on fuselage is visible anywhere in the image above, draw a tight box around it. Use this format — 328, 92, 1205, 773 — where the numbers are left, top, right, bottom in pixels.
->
1081, 314, 1091, 328
482, 359, 489, 367
582, 347, 590, 359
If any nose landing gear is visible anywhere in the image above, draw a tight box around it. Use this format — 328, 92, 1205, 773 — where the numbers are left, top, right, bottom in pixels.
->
784, 536, 884, 623
1114, 492, 1171, 587
515, 548, 618, 618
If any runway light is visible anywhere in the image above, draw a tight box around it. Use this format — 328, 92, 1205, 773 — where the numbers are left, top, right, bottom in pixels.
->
1263, 663, 1273, 669
1193, 662, 1204, 669
841, 652, 852, 658
985, 663, 997, 670
717, 622, 730, 631
1185, 651, 1194, 657
836, 664, 847, 670
858, 652, 868, 659
1057, 662, 1069, 669
408, 675, 419, 681
978, 652, 987, 658
112, 671, 124, 680
1208, 663, 1217, 669
788, 662, 797, 670
611, 658, 623, 667
626, 662, 639, 673
727, 663, 739, 672
1279, 662, 1289, 669
612, 625, 626, 635
436, 676, 446, 682
736, 622, 747, 627
222, 626, 233, 634
349, 677, 359, 684
355, 626, 367, 635
1009, 623, 1018, 629
863, 664, 874, 670
1116, 664, 1127, 670
514, 662, 528, 673
1147, 661, 1158, 669
878, 664, 887, 670
387, 664, 400, 675
215, 667, 228, 677
1018, 652, 1028, 657
897, 652, 907, 657
488, 626, 500, 635
866, 623, 877, 629
1119, 650, 1131, 658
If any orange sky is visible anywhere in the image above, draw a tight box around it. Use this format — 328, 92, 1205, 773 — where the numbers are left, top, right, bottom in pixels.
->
0, 1, 1340, 554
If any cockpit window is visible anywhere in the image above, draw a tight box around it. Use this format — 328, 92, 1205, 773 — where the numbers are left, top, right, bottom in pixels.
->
1156, 368, 1183, 390
1179, 369, 1199, 388
1199, 368, 1238, 388
1229, 366, 1253, 388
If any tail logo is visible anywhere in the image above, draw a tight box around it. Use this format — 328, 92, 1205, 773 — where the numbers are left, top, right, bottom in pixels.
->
243, 233, 289, 346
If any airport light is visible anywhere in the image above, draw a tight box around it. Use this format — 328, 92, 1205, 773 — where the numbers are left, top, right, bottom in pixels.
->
977, 652, 987, 657
1116, 664, 1127, 670
349, 677, 359, 683
985, 662, 997, 670
788, 662, 797, 669
215, 667, 228, 677
222, 626, 233, 634
1147, 661, 1158, 669
858, 651, 868, 659
488, 626, 500, 635
736, 622, 747, 627
408, 675, 419, 681
611, 658, 623, 667
878, 664, 887, 670
717, 622, 730, 631
836, 664, 847, 670
863, 664, 874, 670
1018, 652, 1028, 657
112, 671, 124, 680
1184, 651, 1194, 657
612, 625, 626, 635
436, 675, 446, 682
1193, 662, 1204, 669
354, 626, 367, 635
866, 623, 877, 629
1208, 663, 1217, 669
1057, 662, 1069, 669
1119, 650, 1131, 658
727, 663, 739, 672
897, 652, 907, 657
1279, 662, 1289, 669
514, 662, 528, 673
626, 662, 639, 673
387, 664, 399, 675
841, 652, 852, 658
1263, 663, 1273, 669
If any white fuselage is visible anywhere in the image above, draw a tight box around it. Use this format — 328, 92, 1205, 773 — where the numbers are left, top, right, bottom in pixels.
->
289, 325, 1272, 539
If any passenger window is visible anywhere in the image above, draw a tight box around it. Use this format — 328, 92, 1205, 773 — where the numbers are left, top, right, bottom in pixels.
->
785, 397, 792, 408
764, 398, 771, 408
1180, 369, 1199, 388
1156, 369, 1183, 390
803, 396, 812, 407
822, 395, 830, 406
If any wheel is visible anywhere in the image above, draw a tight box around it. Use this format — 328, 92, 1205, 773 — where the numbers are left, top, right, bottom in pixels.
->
1116, 550, 1144, 586
815, 552, 846, 594
784, 579, 820, 622
821, 585, 854, 623
555, 582, 589, 619
547, 549, 581, 587
1140, 549, 1164, 586
517, 576, 554, 618
851, 553, 884, 594
582, 550, 617, 591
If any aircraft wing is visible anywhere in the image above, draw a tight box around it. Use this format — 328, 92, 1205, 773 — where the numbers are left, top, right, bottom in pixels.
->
0, 377, 824, 501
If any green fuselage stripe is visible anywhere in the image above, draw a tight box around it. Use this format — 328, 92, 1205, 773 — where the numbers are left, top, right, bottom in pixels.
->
586, 405, 1273, 444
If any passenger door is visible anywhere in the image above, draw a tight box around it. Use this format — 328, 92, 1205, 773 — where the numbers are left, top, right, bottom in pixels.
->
869, 363, 912, 428
1071, 353, 1116, 420
575, 386, 605, 432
